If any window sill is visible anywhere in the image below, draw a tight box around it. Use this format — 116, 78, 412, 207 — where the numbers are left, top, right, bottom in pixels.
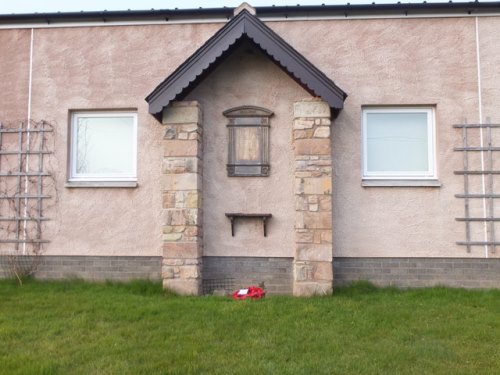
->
65, 181, 138, 188
362, 179, 441, 187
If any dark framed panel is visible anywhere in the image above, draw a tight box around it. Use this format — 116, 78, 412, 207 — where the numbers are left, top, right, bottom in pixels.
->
224, 106, 273, 177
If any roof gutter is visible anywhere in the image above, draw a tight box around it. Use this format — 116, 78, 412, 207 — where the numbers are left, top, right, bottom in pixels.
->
1, 2, 500, 26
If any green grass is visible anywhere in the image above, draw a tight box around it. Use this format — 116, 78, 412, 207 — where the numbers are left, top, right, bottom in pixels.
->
0, 279, 499, 375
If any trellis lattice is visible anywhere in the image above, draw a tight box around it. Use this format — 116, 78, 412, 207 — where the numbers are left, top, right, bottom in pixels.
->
0, 120, 54, 256
454, 122, 500, 254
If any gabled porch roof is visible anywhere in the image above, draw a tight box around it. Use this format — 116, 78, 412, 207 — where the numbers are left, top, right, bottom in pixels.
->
145, 8, 347, 120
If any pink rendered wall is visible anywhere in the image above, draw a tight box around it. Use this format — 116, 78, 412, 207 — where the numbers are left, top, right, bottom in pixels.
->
0, 29, 31, 120
186, 45, 310, 257
0, 15, 499, 259
1, 24, 220, 256
270, 17, 497, 258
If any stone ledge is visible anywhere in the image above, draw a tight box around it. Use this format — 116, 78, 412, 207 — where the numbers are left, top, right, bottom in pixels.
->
361, 179, 442, 187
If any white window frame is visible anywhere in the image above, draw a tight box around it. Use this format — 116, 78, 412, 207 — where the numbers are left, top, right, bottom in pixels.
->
362, 107, 436, 180
69, 111, 138, 183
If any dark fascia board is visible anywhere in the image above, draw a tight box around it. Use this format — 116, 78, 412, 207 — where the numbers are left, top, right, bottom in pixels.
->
0, 0, 500, 25
145, 9, 347, 119
257, 1, 500, 17
0, 8, 234, 25
2, 2, 500, 24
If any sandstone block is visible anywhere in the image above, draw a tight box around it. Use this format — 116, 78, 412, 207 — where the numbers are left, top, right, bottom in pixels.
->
175, 191, 186, 207
164, 127, 177, 139
163, 259, 185, 266
293, 281, 332, 296
293, 99, 330, 119
162, 157, 199, 174
179, 265, 201, 279
162, 192, 176, 208
184, 226, 199, 237
163, 242, 202, 259
313, 126, 330, 138
166, 209, 198, 226
296, 230, 314, 243
162, 225, 186, 234
313, 231, 322, 244
180, 124, 199, 132
304, 177, 331, 195
293, 129, 311, 139
162, 103, 201, 125
294, 261, 332, 282
234, 2, 257, 15
295, 212, 306, 229
293, 119, 314, 130
296, 243, 332, 262
308, 195, 319, 203
302, 211, 332, 229
163, 140, 200, 157
295, 196, 308, 211
163, 233, 182, 242
293, 139, 331, 155
185, 191, 202, 208
312, 261, 333, 281
161, 173, 200, 191
294, 262, 313, 281
320, 229, 332, 243
183, 258, 202, 266
295, 172, 314, 178
319, 196, 332, 211
163, 279, 201, 295
162, 266, 175, 279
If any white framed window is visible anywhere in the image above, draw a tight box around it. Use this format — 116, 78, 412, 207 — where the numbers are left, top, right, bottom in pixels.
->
362, 107, 436, 180
69, 111, 137, 182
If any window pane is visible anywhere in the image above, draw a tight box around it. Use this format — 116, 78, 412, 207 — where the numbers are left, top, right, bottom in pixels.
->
75, 116, 134, 175
366, 112, 429, 173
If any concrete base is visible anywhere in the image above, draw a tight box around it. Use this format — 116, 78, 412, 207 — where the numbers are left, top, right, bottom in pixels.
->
334, 257, 500, 289
202, 256, 293, 295
0, 255, 162, 281
2, 255, 499, 291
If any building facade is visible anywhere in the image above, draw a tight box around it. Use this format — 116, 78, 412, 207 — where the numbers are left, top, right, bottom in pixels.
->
1, 2, 499, 294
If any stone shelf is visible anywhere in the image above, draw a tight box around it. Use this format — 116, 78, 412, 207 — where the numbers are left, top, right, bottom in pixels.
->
225, 213, 272, 237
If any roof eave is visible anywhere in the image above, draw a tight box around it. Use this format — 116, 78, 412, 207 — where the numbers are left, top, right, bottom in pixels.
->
146, 10, 347, 119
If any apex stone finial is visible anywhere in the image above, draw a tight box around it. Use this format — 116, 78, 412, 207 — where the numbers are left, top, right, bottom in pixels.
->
234, 2, 256, 16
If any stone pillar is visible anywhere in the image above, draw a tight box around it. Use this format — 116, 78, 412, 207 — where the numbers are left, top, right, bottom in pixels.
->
292, 98, 333, 296
161, 101, 203, 295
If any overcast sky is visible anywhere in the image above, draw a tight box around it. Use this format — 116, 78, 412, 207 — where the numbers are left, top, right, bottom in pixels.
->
0, 0, 495, 15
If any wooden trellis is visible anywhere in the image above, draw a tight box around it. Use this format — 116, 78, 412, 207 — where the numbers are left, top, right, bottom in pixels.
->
0, 120, 53, 253
454, 122, 499, 253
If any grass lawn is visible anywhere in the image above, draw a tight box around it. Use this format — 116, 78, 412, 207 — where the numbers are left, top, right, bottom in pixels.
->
0, 279, 499, 375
